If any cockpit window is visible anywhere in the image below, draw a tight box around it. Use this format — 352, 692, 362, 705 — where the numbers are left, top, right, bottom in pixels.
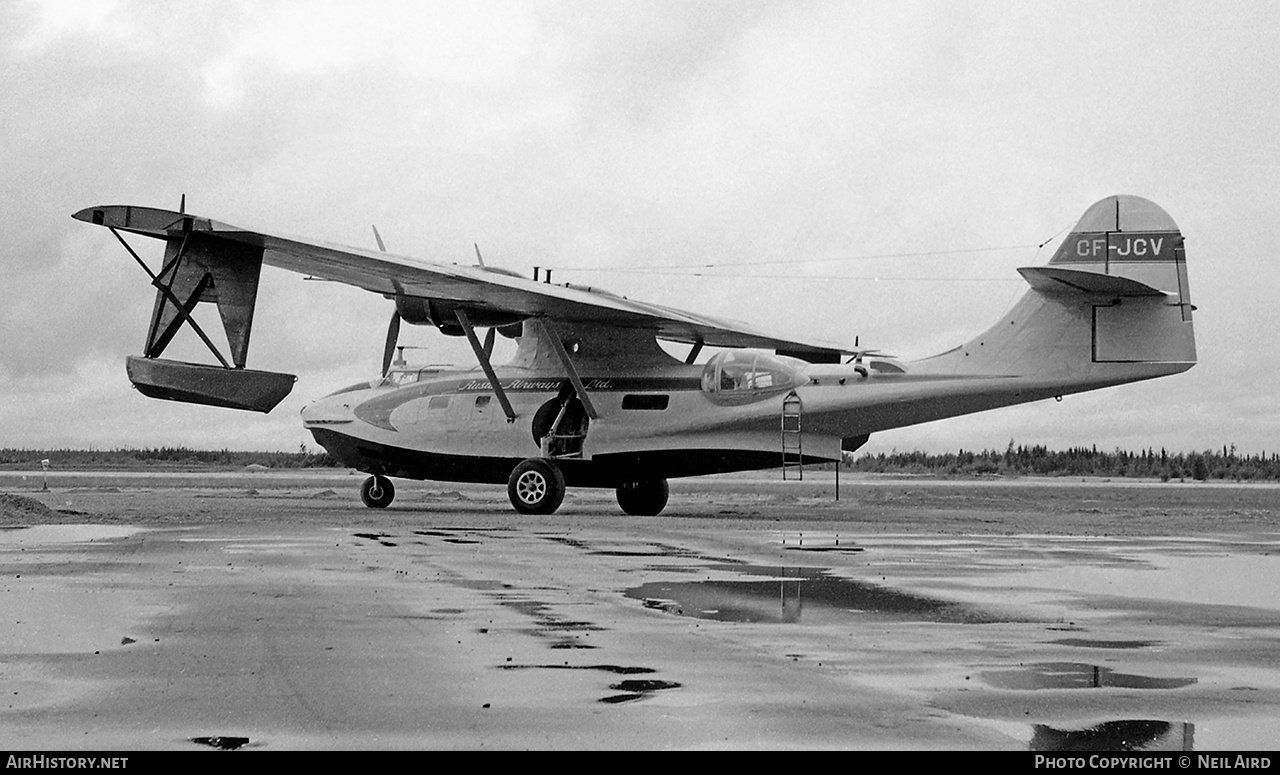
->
383, 370, 418, 387
701, 352, 803, 403
382, 368, 442, 388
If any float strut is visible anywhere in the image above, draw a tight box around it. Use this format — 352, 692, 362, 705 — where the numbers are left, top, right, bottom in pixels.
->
111, 227, 231, 369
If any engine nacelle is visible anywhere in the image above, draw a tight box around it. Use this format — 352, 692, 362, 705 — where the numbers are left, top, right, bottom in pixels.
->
394, 296, 525, 336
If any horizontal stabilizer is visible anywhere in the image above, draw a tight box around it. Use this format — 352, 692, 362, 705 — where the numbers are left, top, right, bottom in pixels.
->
1017, 266, 1170, 298
126, 356, 296, 413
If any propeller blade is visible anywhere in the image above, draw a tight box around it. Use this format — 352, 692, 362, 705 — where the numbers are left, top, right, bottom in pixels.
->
483, 327, 496, 358
382, 310, 401, 376
474, 243, 485, 267
845, 349, 896, 364
372, 225, 386, 252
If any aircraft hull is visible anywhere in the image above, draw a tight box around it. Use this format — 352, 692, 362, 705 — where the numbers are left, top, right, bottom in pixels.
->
308, 426, 822, 486
303, 355, 1188, 488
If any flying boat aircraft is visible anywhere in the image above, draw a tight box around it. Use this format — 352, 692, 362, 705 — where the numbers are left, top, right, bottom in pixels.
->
73, 195, 1195, 515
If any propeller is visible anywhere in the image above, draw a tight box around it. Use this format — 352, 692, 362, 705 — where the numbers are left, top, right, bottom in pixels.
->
845, 349, 894, 364
372, 224, 402, 377
473, 243, 501, 357
382, 310, 402, 377
845, 339, 896, 364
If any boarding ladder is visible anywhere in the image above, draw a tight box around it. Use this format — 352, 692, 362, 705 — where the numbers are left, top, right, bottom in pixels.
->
781, 391, 803, 480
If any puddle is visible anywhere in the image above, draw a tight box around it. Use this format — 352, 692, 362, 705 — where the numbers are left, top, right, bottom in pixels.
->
777, 532, 863, 554
414, 528, 511, 543
489, 594, 606, 649
785, 546, 865, 554
642, 564, 709, 575
191, 736, 250, 750
627, 565, 1013, 624
599, 679, 681, 704
1030, 720, 1194, 751
498, 664, 656, 675
496, 663, 677, 704
539, 533, 728, 562
0, 525, 144, 544
541, 535, 590, 550
984, 552, 1280, 612
423, 526, 512, 532
1049, 638, 1159, 650
983, 662, 1197, 690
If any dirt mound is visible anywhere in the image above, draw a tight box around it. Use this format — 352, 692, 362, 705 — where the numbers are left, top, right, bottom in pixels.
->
0, 492, 59, 521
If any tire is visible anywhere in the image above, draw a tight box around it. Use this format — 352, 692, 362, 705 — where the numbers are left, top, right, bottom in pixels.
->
616, 479, 669, 516
360, 475, 395, 508
507, 458, 566, 515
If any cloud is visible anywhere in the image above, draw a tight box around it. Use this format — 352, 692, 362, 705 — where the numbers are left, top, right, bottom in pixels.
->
2, 1, 1278, 453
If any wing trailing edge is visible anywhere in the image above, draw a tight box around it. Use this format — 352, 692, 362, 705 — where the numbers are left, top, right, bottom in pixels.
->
73, 204, 851, 360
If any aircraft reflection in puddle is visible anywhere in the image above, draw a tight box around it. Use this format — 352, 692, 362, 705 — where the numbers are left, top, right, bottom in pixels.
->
983, 662, 1197, 691
1031, 720, 1194, 752
626, 565, 1011, 624
988, 665, 1198, 752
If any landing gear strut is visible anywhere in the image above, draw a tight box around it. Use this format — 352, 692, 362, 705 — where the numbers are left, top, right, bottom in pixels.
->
360, 475, 395, 508
616, 479, 669, 516
508, 458, 566, 514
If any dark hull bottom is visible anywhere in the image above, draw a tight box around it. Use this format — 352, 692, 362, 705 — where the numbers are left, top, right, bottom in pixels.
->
309, 428, 835, 487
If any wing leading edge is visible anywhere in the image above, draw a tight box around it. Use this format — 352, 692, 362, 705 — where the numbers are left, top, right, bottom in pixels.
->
73, 204, 848, 359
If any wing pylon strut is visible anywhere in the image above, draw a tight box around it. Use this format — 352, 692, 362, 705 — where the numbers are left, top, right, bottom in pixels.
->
455, 309, 517, 423
532, 319, 599, 420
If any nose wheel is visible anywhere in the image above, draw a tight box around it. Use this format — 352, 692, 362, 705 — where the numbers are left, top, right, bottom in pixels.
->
507, 458, 566, 514
360, 475, 395, 508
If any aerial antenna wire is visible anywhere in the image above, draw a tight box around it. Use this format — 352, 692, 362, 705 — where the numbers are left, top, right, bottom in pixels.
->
556, 242, 1039, 273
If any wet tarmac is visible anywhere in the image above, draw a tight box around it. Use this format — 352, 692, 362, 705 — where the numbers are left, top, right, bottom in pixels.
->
1, 472, 1279, 749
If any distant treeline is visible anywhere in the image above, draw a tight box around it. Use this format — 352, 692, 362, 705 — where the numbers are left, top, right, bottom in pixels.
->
3, 443, 1277, 481
848, 443, 1280, 482
0, 446, 339, 470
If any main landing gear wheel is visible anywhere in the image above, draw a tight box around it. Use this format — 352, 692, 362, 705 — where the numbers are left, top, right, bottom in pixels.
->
616, 479, 669, 516
360, 475, 395, 508
508, 458, 566, 515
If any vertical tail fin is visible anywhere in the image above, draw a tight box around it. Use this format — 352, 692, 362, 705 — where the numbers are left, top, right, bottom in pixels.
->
916, 195, 1195, 381
1048, 195, 1193, 326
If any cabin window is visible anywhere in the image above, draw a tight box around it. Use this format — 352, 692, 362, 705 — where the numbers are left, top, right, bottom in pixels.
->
427, 395, 450, 410
621, 394, 669, 411
869, 360, 906, 374
701, 351, 803, 404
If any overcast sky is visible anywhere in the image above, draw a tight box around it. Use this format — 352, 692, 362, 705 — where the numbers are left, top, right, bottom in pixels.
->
2, 0, 1277, 456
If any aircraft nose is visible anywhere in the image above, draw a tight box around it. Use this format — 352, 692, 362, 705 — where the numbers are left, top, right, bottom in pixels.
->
300, 392, 359, 428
